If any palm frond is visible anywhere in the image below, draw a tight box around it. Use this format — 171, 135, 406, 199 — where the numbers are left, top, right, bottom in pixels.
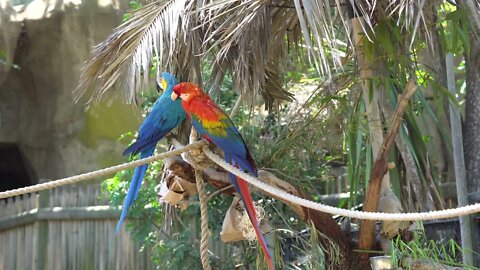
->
74, 0, 442, 107
74, 0, 187, 105
202, 1, 271, 98
294, 0, 345, 75
200, 0, 295, 104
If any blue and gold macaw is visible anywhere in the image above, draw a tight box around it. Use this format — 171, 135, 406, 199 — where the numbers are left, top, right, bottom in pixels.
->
116, 72, 186, 234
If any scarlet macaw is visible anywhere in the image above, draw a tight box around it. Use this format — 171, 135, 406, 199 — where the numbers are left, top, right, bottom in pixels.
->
171, 82, 274, 270
116, 72, 186, 234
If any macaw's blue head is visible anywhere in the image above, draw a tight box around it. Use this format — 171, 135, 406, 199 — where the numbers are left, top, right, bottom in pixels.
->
159, 72, 178, 94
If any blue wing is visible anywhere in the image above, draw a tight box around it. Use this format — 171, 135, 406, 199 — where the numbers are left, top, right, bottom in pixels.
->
116, 73, 186, 234
123, 96, 185, 156
124, 72, 184, 156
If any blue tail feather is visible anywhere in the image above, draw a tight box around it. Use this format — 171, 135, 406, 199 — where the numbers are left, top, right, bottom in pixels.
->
231, 155, 257, 177
115, 147, 155, 234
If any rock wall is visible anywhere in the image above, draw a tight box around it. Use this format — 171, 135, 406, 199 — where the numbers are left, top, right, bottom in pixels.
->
0, 0, 140, 182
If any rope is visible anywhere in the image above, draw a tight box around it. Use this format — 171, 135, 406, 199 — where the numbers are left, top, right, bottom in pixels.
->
201, 146, 480, 222
0, 141, 206, 200
195, 170, 212, 270
2, 140, 480, 221
175, 132, 211, 270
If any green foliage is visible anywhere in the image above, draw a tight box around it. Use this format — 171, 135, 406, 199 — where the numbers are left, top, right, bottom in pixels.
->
444, 8, 471, 55
123, 1, 142, 21
352, 10, 475, 211
100, 2, 479, 268
154, 231, 201, 269
0, 50, 20, 69
101, 154, 164, 241
346, 98, 369, 206
390, 225, 479, 269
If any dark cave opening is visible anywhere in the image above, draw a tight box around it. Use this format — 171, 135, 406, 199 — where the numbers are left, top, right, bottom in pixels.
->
0, 143, 35, 192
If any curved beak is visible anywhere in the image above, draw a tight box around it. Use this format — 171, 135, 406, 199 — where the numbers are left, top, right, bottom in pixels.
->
171, 92, 179, 101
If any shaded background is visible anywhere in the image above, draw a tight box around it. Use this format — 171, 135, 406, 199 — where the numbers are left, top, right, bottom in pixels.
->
0, 0, 139, 190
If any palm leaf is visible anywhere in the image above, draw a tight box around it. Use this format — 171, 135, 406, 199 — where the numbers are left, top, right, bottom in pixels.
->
201, 0, 295, 104
75, 0, 188, 105
74, 0, 437, 106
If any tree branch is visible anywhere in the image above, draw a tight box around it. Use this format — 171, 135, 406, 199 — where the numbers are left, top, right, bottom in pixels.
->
165, 158, 352, 269
357, 79, 417, 263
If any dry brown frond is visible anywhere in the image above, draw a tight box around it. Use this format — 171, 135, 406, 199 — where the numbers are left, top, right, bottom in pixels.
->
74, 0, 189, 105
74, 0, 438, 107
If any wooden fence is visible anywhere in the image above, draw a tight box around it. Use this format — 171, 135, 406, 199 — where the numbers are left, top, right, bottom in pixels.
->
0, 183, 155, 270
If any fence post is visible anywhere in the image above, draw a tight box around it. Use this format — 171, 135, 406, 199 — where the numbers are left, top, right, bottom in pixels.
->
35, 179, 49, 270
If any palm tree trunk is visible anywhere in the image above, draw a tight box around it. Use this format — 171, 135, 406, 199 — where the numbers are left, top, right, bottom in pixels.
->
463, 27, 480, 265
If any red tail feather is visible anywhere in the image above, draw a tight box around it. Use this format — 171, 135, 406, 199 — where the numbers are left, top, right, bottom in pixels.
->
236, 176, 274, 270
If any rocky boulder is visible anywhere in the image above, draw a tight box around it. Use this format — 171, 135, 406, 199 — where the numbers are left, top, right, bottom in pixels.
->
0, 0, 141, 184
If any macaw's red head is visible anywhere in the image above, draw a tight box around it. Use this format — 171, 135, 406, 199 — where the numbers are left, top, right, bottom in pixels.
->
171, 82, 204, 102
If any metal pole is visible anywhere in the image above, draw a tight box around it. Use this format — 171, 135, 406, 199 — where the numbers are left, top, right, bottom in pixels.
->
446, 53, 474, 266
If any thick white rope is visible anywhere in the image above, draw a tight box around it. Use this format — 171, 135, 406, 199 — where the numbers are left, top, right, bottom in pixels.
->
0, 141, 206, 200
201, 146, 480, 221
1, 140, 480, 221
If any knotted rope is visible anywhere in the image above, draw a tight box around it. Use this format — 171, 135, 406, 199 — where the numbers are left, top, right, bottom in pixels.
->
171, 136, 212, 270
202, 146, 480, 221
0, 142, 205, 200
1, 140, 480, 221
195, 170, 212, 270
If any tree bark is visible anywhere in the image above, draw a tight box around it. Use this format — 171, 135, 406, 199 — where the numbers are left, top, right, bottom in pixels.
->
380, 90, 440, 212
463, 27, 480, 265
349, 9, 410, 268
464, 33, 480, 196
357, 80, 417, 268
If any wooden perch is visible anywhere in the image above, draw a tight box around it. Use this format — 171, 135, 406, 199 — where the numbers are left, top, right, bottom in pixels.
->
165, 157, 352, 269
357, 79, 417, 265
164, 156, 236, 195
